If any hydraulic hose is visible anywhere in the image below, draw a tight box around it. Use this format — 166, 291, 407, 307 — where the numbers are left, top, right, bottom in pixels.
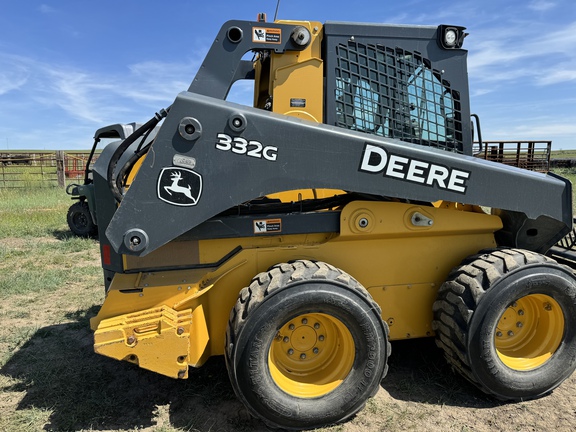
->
107, 108, 169, 202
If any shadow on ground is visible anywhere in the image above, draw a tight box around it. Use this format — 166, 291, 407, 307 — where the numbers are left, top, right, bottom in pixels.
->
1, 307, 500, 431
0, 307, 261, 431
383, 338, 500, 408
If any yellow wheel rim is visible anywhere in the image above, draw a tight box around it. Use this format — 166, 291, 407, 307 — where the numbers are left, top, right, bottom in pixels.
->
268, 313, 355, 398
495, 294, 564, 371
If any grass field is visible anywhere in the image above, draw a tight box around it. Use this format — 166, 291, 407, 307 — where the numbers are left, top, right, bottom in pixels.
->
551, 149, 576, 159
1, 180, 576, 432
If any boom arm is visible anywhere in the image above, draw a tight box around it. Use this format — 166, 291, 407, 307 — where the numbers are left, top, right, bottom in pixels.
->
105, 91, 571, 256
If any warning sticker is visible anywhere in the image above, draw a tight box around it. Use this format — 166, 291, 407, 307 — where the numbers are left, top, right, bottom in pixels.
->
290, 98, 306, 108
254, 219, 282, 234
252, 27, 282, 44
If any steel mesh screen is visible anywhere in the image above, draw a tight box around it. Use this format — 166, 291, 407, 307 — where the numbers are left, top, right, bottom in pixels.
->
334, 42, 463, 153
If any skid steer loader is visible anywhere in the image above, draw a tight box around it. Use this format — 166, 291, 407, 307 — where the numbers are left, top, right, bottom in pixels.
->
89, 16, 576, 430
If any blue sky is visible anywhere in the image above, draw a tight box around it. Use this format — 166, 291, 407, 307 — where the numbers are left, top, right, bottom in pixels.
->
1, 0, 575, 150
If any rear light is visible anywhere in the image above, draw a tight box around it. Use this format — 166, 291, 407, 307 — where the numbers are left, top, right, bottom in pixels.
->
102, 244, 112, 266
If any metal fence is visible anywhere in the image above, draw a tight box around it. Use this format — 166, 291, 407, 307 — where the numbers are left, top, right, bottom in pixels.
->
473, 140, 551, 172
0, 151, 97, 189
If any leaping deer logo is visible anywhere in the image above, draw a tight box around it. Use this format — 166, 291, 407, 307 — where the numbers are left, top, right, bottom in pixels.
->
164, 171, 197, 204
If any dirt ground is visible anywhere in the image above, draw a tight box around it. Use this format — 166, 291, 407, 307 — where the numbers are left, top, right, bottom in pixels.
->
2, 321, 575, 432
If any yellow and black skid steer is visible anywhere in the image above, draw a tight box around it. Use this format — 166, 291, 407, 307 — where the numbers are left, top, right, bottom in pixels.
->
88, 15, 576, 430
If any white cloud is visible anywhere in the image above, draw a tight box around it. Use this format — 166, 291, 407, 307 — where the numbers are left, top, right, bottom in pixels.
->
38, 4, 56, 14
0, 53, 203, 126
46, 69, 112, 123
122, 60, 197, 103
537, 68, 576, 85
0, 51, 207, 149
528, 0, 557, 11
0, 64, 29, 95
484, 120, 576, 143
467, 21, 576, 87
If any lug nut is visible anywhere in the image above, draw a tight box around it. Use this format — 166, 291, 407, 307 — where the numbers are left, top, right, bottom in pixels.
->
496, 331, 503, 337
289, 324, 295, 330
302, 318, 308, 325
544, 303, 552, 311
508, 331, 515, 337
283, 336, 289, 343
318, 335, 325, 341
313, 348, 319, 354
314, 323, 320, 329
288, 349, 294, 355
300, 353, 306, 359
516, 322, 523, 328
518, 310, 524, 316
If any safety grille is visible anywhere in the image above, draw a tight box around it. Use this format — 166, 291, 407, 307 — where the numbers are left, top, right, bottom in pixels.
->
334, 42, 464, 153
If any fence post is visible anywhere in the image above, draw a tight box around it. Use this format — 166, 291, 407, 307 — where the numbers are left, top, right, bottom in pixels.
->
56, 150, 65, 188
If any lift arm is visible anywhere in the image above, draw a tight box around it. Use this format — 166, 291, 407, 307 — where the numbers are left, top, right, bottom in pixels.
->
105, 91, 571, 256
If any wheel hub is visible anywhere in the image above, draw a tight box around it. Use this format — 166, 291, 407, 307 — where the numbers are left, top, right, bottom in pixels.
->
268, 313, 355, 398
282, 318, 324, 358
495, 294, 564, 371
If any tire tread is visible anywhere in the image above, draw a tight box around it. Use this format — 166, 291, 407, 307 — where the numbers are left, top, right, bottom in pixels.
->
432, 247, 563, 395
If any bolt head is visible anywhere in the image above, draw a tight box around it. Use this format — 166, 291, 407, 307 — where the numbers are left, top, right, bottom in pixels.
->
177, 327, 185, 335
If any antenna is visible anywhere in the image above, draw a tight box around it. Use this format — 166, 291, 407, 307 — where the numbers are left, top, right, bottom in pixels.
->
274, 0, 281, 21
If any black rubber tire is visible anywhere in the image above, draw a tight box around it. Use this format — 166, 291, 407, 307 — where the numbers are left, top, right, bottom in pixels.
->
432, 248, 576, 400
67, 201, 97, 238
225, 260, 390, 430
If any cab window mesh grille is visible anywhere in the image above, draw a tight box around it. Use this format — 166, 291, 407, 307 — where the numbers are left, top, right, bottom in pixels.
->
334, 42, 463, 153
